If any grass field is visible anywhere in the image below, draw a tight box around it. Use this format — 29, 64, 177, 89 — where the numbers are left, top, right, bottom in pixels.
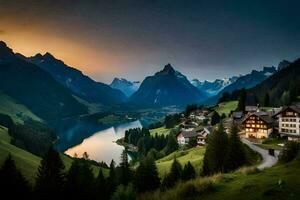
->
0, 125, 108, 184
156, 147, 205, 177
215, 101, 238, 116
142, 155, 300, 200
255, 138, 285, 150
150, 126, 171, 136
0, 91, 42, 124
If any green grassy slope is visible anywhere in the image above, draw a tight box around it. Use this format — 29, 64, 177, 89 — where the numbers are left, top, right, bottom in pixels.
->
156, 147, 205, 177
0, 125, 108, 184
142, 158, 300, 200
215, 101, 238, 116
150, 126, 171, 136
0, 91, 42, 124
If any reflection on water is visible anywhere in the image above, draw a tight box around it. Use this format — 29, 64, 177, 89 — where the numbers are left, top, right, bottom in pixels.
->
65, 120, 142, 164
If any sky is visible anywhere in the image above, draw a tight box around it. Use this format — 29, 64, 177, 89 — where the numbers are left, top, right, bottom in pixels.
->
1, 0, 300, 83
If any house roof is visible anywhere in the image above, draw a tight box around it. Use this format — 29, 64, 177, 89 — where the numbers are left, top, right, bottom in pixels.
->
232, 111, 243, 119
273, 106, 300, 117
242, 112, 274, 124
180, 130, 199, 138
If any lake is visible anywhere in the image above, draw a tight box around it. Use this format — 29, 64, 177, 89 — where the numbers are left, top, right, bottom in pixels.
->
64, 120, 142, 164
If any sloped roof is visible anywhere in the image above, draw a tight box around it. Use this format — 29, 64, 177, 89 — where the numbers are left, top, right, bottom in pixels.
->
273, 106, 300, 117
242, 112, 274, 124
232, 111, 243, 119
181, 130, 199, 138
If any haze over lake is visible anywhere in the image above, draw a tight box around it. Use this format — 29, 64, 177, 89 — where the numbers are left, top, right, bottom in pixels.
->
65, 120, 142, 164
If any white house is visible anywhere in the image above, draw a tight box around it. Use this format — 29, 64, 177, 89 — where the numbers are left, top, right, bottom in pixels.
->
274, 106, 300, 140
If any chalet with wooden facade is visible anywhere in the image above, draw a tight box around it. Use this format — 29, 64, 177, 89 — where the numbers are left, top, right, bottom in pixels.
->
242, 112, 274, 138
176, 127, 212, 146
197, 127, 213, 145
273, 106, 300, 140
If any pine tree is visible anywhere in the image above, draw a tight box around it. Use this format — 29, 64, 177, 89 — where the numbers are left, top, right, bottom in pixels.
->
164, 134, 179, 155
168, 157, 182, 185
94, 169, 108, 200
237, 88, 246, 112
225, 125, 247, 172
0, 154, 31, 198
160, 173, 172, 191
182, 161, 196, 181
210, 111, 221, 126
107, 160, 117, 197
35, 146, 65, 198
118, 150, 131, 186
281, 90, 291, 105
264, 93, 270, 107
201, 123, 228, 175
134, 156, 160, 193
65, 159, 95, 199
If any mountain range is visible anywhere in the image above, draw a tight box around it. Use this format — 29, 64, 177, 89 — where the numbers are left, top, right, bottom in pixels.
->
191, 77, 238, 97
129, 64, 207, 107
110, 78, 140, 97
201, 66, 277, 105
27, 53, 127, 105
0, 40, 297, 118
0, 41, 87, 121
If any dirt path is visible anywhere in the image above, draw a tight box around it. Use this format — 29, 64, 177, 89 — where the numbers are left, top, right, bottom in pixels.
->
242, 138, 279, 170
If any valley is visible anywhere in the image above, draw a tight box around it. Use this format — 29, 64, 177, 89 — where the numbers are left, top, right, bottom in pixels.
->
0, 34, 300, 200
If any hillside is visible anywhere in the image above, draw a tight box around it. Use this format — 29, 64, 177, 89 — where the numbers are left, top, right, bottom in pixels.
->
0, 41, 87, 121
215, 101, 238, 116
249, 58, 300, 106
0, 91, 42, 124
156, 147, 205, 177
141, 156, 300, 200
28, 53, 127, 105
0, 125, 108, 184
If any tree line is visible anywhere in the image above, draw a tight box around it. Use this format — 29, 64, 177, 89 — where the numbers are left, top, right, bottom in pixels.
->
124, 127, 179, 158
0, 114, 56, 156
0, 146, 199, 200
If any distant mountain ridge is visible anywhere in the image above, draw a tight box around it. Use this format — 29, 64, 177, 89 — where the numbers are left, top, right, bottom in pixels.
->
129, 64, 207, 107
0, 41, 87, 121
191, 76, 238, 97
27, 53, 127, 105
202, 65, 277, 105
110, 78, 140, 97
249, 58, 300, 106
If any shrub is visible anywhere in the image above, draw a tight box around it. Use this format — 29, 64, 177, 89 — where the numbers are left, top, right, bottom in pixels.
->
111, 184, 136, 200
279, 141, 300, 163
236, 166, 260, 175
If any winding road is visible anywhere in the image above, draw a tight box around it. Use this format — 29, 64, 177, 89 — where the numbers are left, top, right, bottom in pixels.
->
241, 138, 279, 170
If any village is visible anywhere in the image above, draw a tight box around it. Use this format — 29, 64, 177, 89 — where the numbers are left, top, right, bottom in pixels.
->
176, 97, 300, 148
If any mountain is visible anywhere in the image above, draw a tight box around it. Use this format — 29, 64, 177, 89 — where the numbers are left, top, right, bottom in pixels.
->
0, 41, 87, 121
249, 58, 300, 106
129, 64, 207, 107
203, 66, 277, 105
277, 59, 291, 71
110, 78, 140, 97
27, 53, 127, 105
220, 66, 277, 94
191, 77, 238, 97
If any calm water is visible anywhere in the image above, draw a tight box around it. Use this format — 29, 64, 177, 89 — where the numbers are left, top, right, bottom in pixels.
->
65, 120, 142, 164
